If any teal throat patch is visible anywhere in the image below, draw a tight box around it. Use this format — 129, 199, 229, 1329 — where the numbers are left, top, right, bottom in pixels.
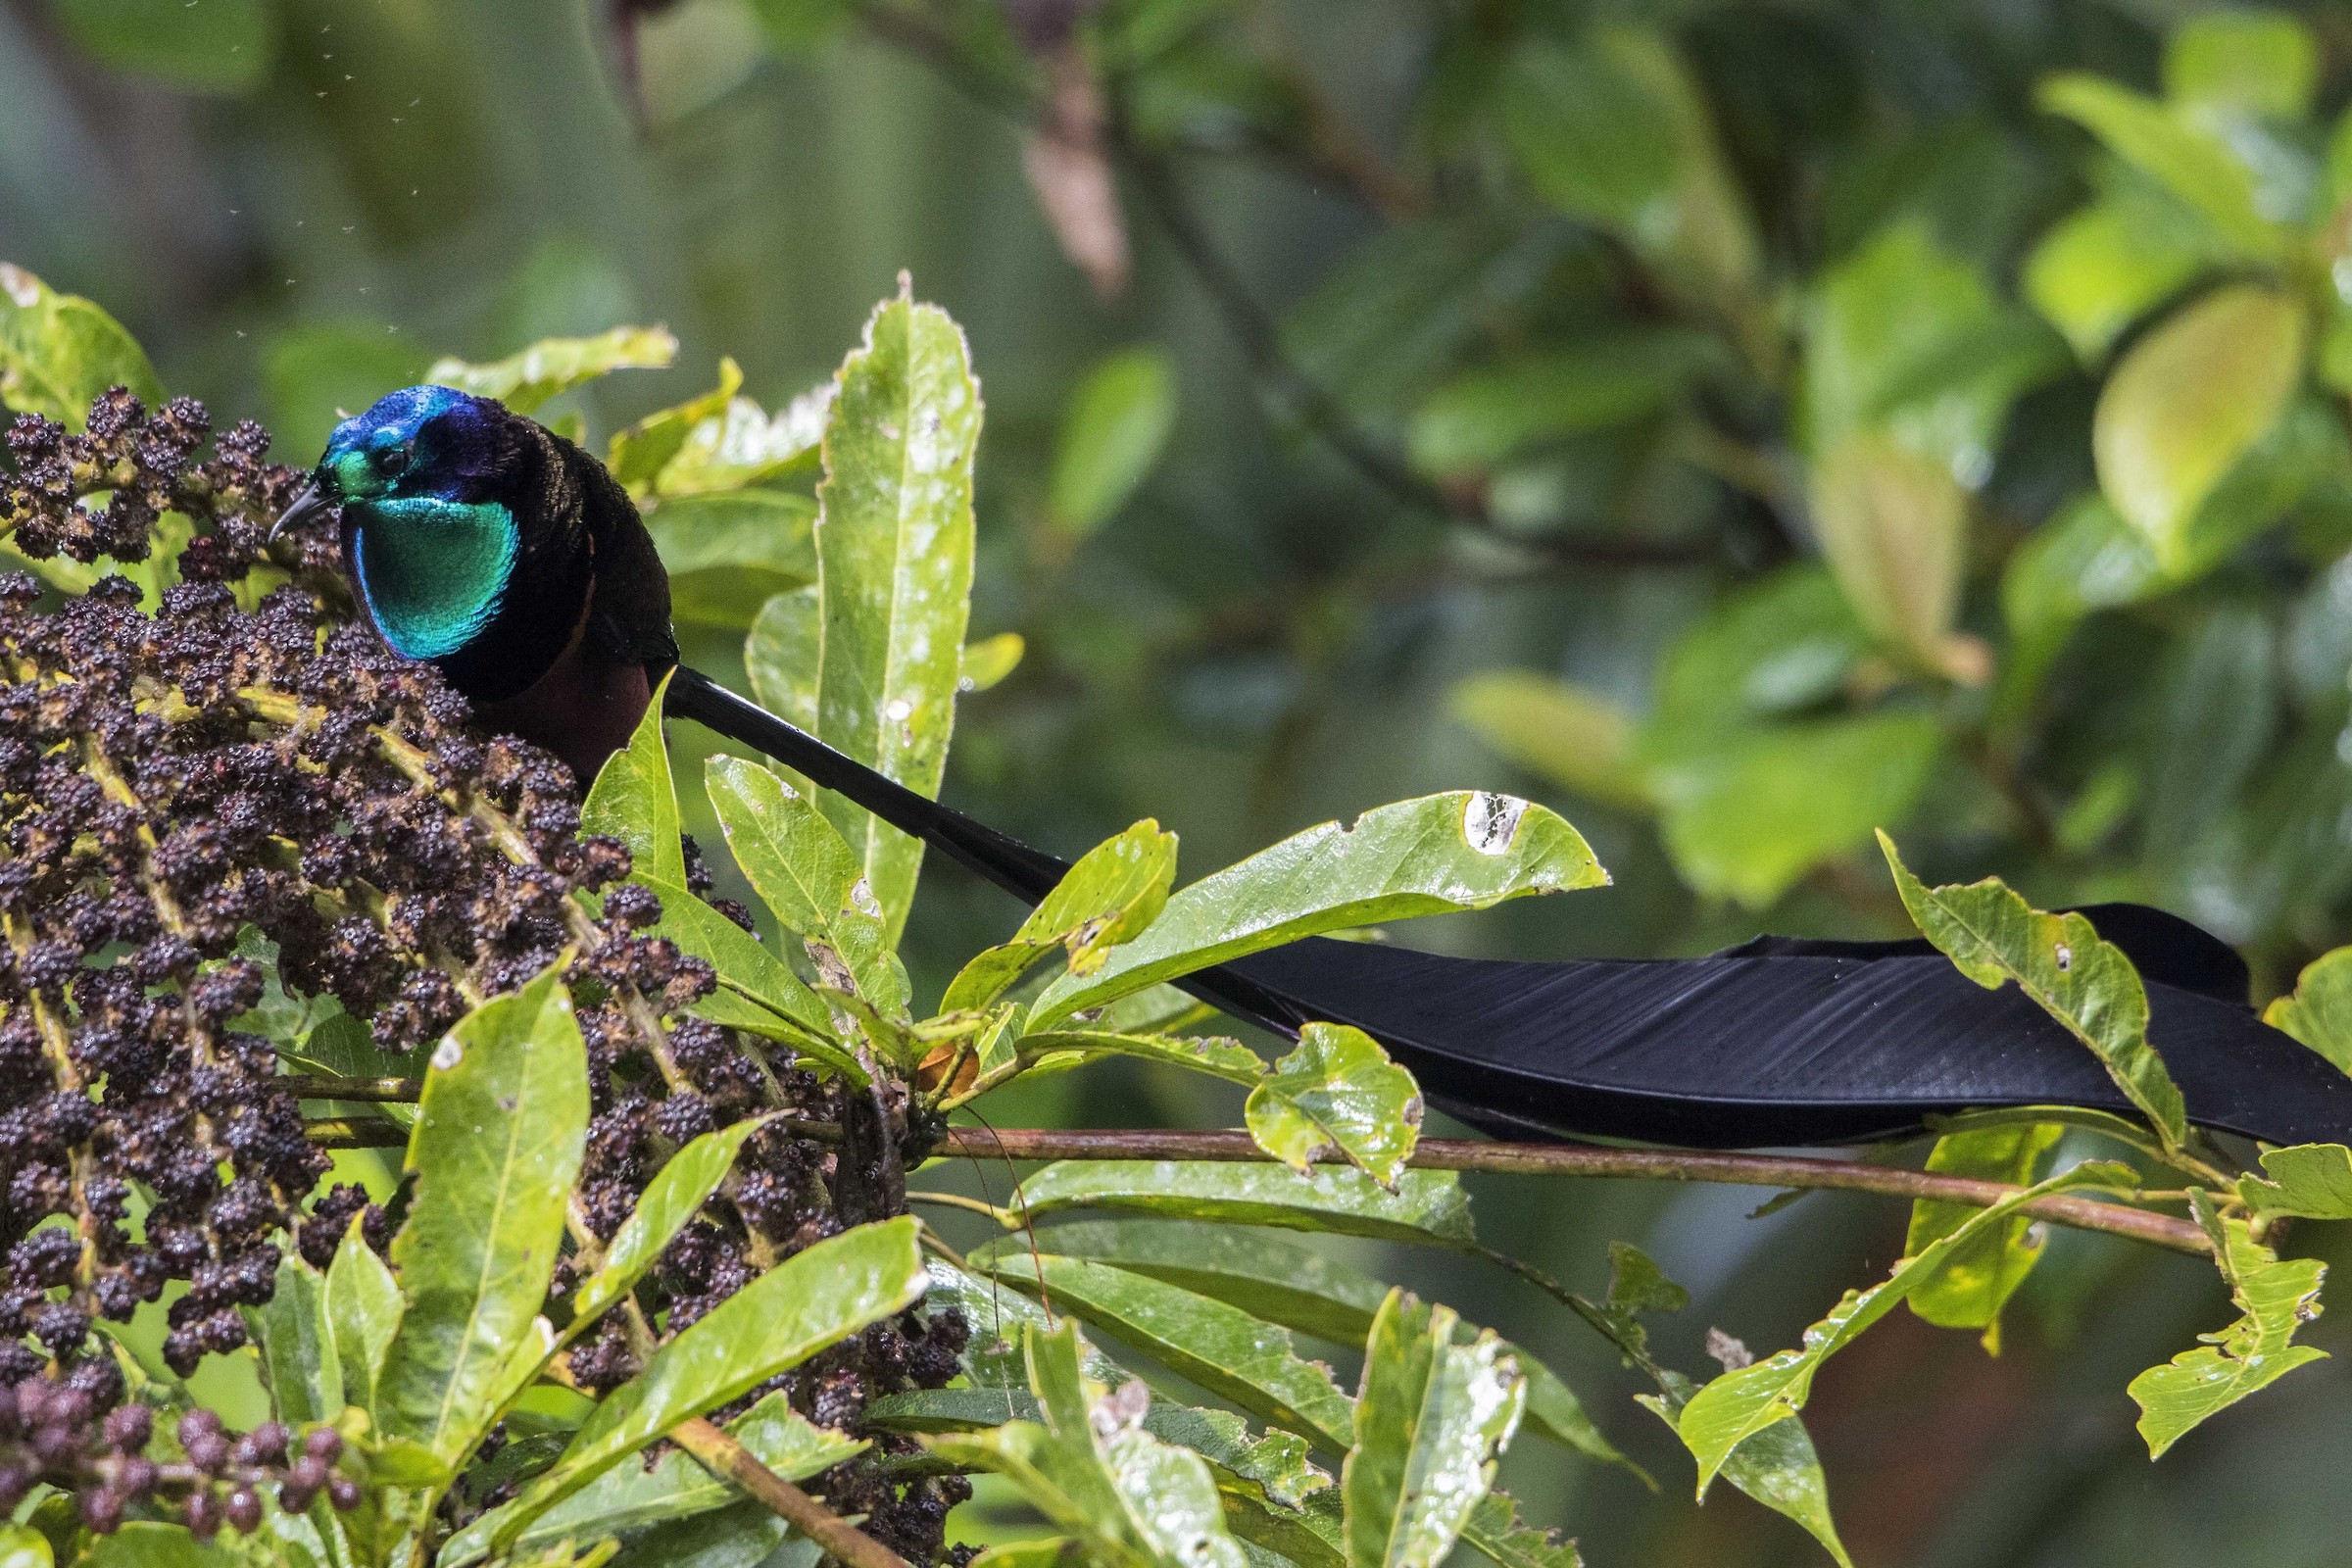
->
350, 497, 519, 661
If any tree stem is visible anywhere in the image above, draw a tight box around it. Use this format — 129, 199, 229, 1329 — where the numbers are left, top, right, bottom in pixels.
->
669, 1416, 910, 1568
931, 1127, 2212, 1255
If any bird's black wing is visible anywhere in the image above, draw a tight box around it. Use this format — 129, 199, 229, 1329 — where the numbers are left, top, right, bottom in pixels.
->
665, 666, 2352, 1150
556, 431, 679, 670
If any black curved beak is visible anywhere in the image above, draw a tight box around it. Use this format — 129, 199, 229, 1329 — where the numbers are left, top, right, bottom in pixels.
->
270, 480, 327, 543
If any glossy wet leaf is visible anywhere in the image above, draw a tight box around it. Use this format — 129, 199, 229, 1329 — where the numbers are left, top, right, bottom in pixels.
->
448, 1392, 861, 1567
1880, 834, 2188, 1148
1676, 1161, 2130, 1496
377, 967, 589, 1467
0, 264, 164, 429
2036, 76, 2281, 258
1459, 1493, 1581, 1568
1644, 714, 1940, 909
2263, 946, 2352, 1074
607, 358, 744, 489
634, 873, 850, 1074
0, 1523, 47, 1568
2091, 282, 2305, 569
1343, 1291, 1525, 1568
326, 1217, 402, 1424
1904, 1123, 2064, 1347
582, 669, 685, 887
969, 1220, 1391, 1345
2130, 1199, 2328, 1456
657, 383, 831, 496
1247, 1024, 1423, 1188
423, 325, 677, 415
974, 1252, 1356, 1451
1447, 672, 1650, 813
1051, 346, 1177, 538
2238, 1143, 2352, 1219
1639, 1374, 1849, 1568
1507, 1348, 1633, 1477
706, 755, 907, 1018
926, 1322, 1250, 1568
492, 1217, 924, 1552
746, 584, 820, 734
250, 1252, 341, 1427
942, 820, 1178, 1013
1030, 792, 1603, 1029
1015, 1029, 1264, 1084
810, 285, 982, 945
1005, 1161, 1477, 1248
569, 1115, 776, 1332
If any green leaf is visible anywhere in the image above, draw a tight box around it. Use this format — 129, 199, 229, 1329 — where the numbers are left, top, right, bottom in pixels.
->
1499, 27, 1757, 309
1806, 433, 1975, 679
942, 820, 1178, 1014
0, 1523, 49, 1568
1903, 1123, 2065, 1347
377, 966, 590, 1467
810, 284, 983, 945
971, 1222, 1390, 1346
1407, 330, 1718, 477
1030, 792, 1604, 1030
1658, 566, 1870, 727
706, 755, 908, 1018
2000, 493, 2166, 649
452, 1392, 861, 1567
49, 0, 272, 91
2129, 1198, 2328, 1456
960, 631, 1025, 693
1446, 674, 1651, 813
1675, 1161, 2132, 1496
1051, 347, 1178, 538
493, 1217, 925, 1553
2263, 946, 2352, 1074
2036, 75, 2282, 258
1638, 1373, 1849, 1568
650, 492, 818, 630
655, 383, 830, 496
608, 358, 745, 489
2165, 10, 2318, 120
1004, 1161, 1477, 1248
1458, 1494, 1580, 1568
975, 1253, 1356, 1451
2024, 197, 2210, 362
1645, 714, 1941, 909
250, 1252, 342, 1427
635, 874, 849, 1073
569, 1116, 776, 1333
1014, 1029, 1265, 1085
1343, 1291, 1525, 1568
1247, 1024, 1423, 1188
2091, 283, 2306, 570
1878, 833, 2189, 1149
926, 1322, 1250, 1568
2238, 1143, 2352, 1219
1508, 1347, 1635, 1478
71, 1523, 229, 1567
0, 264, 164, 429
1804, 221, 2058, 481
746, 585, 820, 733
423, 325, 677, 415
325, 1217, 402, 1424
583, 671, 686, 888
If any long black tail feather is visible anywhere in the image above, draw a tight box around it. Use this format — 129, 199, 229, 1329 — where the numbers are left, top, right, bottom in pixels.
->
666, 665, 2352, 1150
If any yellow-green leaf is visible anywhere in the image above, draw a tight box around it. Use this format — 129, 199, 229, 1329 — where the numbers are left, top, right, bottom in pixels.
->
1903, 1123, 2064, 1348
1246, 1023, 1423, 1188
2263, 946, 2352, 1075
424, 325, 677, 415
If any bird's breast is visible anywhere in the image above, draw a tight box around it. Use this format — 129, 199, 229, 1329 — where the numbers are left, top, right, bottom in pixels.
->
349, 497, 520, 661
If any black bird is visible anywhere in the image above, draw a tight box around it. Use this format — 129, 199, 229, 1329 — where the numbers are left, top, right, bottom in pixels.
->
289, 386, 2352, 1152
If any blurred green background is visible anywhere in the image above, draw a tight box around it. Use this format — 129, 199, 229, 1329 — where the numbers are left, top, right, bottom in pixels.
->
12, 0, 2352, 1562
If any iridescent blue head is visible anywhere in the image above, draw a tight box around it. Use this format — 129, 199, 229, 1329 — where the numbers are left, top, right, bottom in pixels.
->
304, 385, 521, 662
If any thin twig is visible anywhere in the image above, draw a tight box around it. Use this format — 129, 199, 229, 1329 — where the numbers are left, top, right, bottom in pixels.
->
670, 1416, 911, 1568
302, 1119, 406, 1150
930, 1127, 2212, 1255
280, 1075, 424, 1103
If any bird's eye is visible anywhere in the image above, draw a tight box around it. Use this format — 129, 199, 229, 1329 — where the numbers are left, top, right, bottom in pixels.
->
374, 444, 411, 476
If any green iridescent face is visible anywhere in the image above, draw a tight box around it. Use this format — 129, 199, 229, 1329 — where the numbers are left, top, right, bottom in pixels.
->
318, 386, 520, 662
